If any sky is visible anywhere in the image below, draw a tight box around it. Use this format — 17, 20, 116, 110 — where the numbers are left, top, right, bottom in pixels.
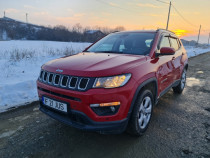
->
0, 0, 210, 43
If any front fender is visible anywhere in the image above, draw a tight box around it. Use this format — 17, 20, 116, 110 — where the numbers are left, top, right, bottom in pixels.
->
127, 77, 158, 119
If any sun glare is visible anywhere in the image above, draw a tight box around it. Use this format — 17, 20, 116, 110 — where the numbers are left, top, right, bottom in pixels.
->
172, 30, 189, 37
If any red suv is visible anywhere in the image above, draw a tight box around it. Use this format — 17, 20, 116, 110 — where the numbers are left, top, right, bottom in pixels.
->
37, 29, 188, 136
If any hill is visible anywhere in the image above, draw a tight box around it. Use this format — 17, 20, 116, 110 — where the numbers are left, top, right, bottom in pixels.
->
0, 16, 47, 40
0, 16, 105, 42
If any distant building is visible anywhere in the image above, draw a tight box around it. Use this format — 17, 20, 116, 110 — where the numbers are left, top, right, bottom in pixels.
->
84, 30, 105, 42
84, 30, 105, 36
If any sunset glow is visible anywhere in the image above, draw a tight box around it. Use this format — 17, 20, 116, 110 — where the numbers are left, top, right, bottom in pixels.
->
0, 0, 210, 43
172, 30, 191, 37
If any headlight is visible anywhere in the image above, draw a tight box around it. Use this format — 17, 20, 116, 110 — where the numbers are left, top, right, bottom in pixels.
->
93, 74, 131, 88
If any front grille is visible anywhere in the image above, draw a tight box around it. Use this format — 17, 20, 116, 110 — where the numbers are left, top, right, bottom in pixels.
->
48, 73, 54, 84
69, 77, 78, 88
43, 71, 48, 82
78, 78, 89, 90
39, 70, 92, 91
54, 74, 60, 85
61, 76, 69, 87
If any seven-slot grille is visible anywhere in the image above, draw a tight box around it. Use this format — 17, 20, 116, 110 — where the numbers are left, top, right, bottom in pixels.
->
39, 70, 90, 91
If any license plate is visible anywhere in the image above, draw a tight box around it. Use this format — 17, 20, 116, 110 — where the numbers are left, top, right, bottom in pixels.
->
42, 97, 67, 113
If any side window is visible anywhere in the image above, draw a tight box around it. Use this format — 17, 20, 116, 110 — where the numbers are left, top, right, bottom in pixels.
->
145, 39, 153, 47
159, 36, 170, 49
177, 39, 181, 48
170, 38, 179, 50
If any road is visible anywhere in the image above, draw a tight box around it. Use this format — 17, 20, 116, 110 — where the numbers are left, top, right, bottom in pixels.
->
0, 52, 210, 158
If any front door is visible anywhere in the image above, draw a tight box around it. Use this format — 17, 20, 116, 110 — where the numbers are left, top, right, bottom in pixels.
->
169, 37, 182, 81
157, 35, 175, 94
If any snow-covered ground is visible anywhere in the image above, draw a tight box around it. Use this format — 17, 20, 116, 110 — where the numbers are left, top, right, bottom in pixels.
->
0, 41, 91, 112
0, 40, 209, 113
184, 46, 210, 58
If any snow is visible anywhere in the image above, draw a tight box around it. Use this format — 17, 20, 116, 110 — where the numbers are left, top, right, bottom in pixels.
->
0, 40, 91, 112
0, 41, 209, 113
185, 46, 210, 58
2, 30, 8, 40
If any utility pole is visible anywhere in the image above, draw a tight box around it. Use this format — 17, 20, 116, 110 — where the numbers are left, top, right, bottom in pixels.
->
26, 13, 28, 23
197, 25, 201, 44
166, 1, 172, 30
208, 33, 210, 46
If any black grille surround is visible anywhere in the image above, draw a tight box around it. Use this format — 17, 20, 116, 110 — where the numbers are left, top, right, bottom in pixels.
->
38, 70, 95, 92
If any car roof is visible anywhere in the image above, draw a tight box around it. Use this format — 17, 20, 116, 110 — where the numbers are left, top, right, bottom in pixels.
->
114, 29, 176, 35
114, 30, 156, 34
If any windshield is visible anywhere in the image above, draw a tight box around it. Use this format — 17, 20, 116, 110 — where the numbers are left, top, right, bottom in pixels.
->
87, 32, 155, 55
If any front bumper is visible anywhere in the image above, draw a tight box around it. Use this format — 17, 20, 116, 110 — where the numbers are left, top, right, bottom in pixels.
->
40, 101, 128, 134
37, 78, 136, 133
37, 79, 136, 122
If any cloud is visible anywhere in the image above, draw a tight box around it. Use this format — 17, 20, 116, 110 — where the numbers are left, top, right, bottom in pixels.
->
148, 14, 162, 17
66, 9, 73, 13
33, 11, 50, 16
183, 11, 200, 15
23, 5, 37, 9
109, 2, 118, 7
74, 13, 85, 17
102, 12, 112, 16
137, 3, 161, 8
55, 13, 85, 23
5, 8, 20, 14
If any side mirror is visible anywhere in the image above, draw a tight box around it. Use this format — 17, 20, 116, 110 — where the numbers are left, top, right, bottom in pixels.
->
159, 47, 175, 55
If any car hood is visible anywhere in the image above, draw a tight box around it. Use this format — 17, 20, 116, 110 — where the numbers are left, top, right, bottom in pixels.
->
42, 52, 146, 77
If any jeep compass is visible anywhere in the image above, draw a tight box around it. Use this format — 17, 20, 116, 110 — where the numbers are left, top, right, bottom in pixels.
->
37, 29, 188, 136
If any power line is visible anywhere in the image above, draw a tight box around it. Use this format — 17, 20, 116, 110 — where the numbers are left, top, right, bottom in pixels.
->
96, 0, 209, 33
171, 4, 198, 28
155, 0, 203, 30
156, 0, 170, 4
94, 0, 139, 13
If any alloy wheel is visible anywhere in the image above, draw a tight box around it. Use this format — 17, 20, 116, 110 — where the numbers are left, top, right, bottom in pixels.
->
138, 96, 152, 129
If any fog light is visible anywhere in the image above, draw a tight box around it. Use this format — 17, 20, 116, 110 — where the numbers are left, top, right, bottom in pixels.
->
90, 102, 120, 116
110, 106, 115, 112
90, 102, 120, 107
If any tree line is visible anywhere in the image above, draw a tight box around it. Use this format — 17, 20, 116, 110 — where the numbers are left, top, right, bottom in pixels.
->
0, 19, 125, 43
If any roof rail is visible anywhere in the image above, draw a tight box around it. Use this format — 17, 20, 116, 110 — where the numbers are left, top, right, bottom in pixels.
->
156, 29, 175, 34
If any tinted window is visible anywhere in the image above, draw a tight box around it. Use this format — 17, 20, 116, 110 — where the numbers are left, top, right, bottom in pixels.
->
87, 32, 155, 55
159, 36, 170, 49
170, 38, 179, 50
177, 39, 181, 48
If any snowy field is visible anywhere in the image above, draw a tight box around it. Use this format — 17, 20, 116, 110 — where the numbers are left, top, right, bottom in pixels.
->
0, 40, 209, 113
184, 46, 210, 58
0, 41, 91, 112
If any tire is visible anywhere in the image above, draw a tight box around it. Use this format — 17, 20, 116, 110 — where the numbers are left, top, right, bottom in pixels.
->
173, 69, 187, 94
127, 89, 154, 136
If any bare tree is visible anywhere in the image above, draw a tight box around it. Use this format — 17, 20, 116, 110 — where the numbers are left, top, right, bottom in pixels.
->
114, 26, 125, 32
72, 23, 83, 33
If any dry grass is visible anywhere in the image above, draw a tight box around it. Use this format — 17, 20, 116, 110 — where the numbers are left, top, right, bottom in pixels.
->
2, 46, 81, 62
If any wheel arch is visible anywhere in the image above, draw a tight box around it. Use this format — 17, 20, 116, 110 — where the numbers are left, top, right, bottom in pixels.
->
127, 77, 158, 119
